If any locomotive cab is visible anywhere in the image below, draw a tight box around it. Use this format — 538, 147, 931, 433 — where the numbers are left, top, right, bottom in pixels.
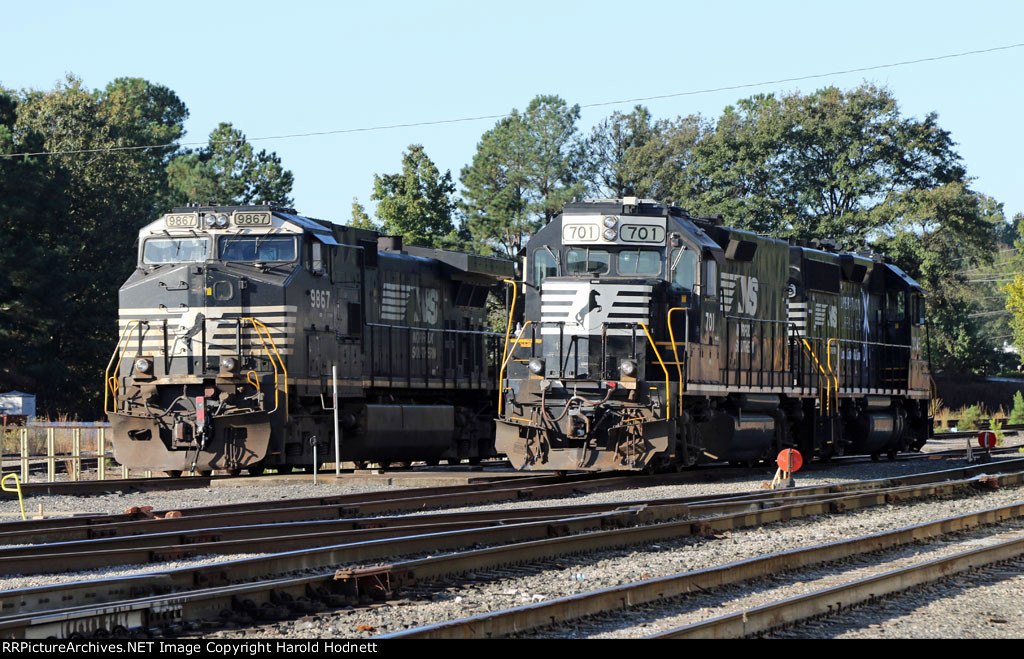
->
498, 198, 719, 471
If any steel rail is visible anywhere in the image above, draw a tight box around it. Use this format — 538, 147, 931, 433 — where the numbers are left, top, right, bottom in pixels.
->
9, 492, 1024, 640
5, 458, 1024, 563
339, 470, 1024, 599
384, 500, 1024, 639
650, 531, 1024, 638
5, 456, 1018, 550
0, 470, 624, 535
6, 465, 1023, 630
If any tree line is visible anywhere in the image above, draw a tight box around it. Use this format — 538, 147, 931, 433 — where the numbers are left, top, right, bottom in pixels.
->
364, 85, 1017, 378
0, 76, 293, 416
0, 75, 1017, 416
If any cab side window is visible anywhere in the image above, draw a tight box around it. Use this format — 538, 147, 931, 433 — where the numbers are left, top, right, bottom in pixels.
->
703, 259, 717, 298
533, 249, 557, 286
670, 248, 697, 289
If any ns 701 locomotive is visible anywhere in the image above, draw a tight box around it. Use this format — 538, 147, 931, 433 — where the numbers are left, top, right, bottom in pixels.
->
106, 204, 513, 475
497, 198, 932, 471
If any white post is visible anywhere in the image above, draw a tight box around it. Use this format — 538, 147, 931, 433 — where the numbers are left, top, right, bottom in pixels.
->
98, 427, 106, 481
333, 364, 341, 478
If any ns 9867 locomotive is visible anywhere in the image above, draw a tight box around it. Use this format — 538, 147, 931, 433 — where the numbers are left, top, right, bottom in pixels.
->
107, 204, 513, 475
497, 198, 932, 471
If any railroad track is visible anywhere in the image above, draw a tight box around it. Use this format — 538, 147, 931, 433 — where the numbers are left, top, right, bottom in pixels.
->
388, 502, 1024, 639
2, 458, 1024, 638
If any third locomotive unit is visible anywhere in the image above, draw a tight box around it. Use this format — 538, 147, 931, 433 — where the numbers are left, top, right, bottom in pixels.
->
497, 198, 932, 471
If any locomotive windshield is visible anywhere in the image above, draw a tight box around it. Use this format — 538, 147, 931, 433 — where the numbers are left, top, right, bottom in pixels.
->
566, 248, 610, 274
617, 249, 662, 275
219, 235, 297, 262
142, 237, 210, 264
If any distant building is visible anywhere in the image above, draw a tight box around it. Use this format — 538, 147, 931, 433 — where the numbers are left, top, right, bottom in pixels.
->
0, 391, 36, 424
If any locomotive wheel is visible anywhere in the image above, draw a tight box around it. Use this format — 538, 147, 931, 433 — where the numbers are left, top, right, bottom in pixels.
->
198, 470, 212, 477
303, 464, 320, 474
227, 468, 242, 477
887, 449, 898, 461
276, 465, 294, 475
870, 453, 880, 462
246, 465, 265, 477
164, 470, 182, 478
353, 461, 368, 470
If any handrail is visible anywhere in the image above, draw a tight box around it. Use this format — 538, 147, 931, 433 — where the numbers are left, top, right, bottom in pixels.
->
246, 370, 261, 395
826, 337, 841, 411
243, 317, 289, 420
498, 320, 533, 416
638, 322, 671, 421
104, 320, 143, 415
825, 335, 913, 392
667, 307, 686, 416
498, 280, 520, 416
799, 338, 833, 415
0, 474, 25, 520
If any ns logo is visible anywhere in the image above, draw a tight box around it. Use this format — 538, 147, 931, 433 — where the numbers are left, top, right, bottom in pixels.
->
720, 273, 759, 316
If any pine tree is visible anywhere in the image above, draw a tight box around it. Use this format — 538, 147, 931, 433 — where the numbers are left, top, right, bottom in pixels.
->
167, 122, 293, 207
460, 95, 586, 260
371, 145, 456, 248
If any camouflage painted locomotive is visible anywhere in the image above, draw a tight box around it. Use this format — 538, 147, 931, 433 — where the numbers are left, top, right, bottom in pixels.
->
107, 204, 512, 475
497, 198, 932, 471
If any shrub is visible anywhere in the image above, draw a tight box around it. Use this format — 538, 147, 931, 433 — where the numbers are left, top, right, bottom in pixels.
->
991, 419, 1005, 446
1009, 391, 1024, 426
959, 405, 983, 431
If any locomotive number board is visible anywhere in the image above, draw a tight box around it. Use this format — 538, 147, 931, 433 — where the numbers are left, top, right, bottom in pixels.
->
232, 211, 272, 227
562, 216, 667, 245
164, 213, 199, 228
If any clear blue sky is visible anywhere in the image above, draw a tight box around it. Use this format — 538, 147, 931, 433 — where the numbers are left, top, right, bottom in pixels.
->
3, 0, 1023, 224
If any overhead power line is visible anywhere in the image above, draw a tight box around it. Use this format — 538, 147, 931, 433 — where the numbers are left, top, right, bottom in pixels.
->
1, 41, 1022, 160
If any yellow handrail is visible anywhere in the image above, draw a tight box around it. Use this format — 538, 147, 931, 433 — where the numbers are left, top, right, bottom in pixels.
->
638, 322, 671, 421
104, 320, 143, 415
666, 308, 686, 416
826, 337, 841, 405
800, 338, 834, 415
498, 320, 533, 416
1, 473, 25, 520
498, 280, 521, 417
243, 317, 289, 420
246, 370, 262, 394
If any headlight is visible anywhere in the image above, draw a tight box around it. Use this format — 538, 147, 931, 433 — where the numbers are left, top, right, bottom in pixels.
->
619, 359, 637, 377
220, 357, 238, 372
204, 214, 216, 228
603, 227, 617, 241
134, 358, 151, 373
603, 216, 618, 228
214, 213, 229, 228
528, 358, 545, 375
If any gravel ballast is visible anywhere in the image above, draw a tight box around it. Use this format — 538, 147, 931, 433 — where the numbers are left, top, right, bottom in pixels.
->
3, 455, 1023, 639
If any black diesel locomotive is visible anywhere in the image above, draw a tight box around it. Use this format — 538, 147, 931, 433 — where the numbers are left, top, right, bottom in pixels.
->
497, 198, 932, 471
107, 205, 513, 475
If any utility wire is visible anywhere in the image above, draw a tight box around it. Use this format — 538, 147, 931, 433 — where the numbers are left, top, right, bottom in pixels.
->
1, 41, 1022, 160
